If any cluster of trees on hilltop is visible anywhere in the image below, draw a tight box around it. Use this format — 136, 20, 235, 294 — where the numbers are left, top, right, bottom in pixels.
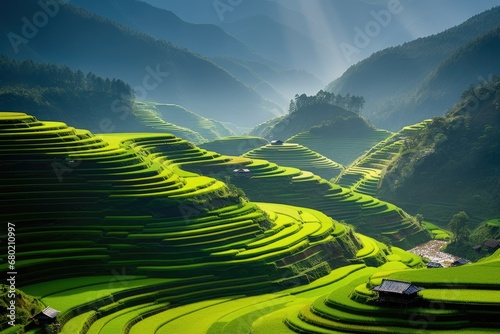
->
251, 89, 370, 140
0, 55, 134, 131
289, 90, 365, 114
309, 116, 375, 137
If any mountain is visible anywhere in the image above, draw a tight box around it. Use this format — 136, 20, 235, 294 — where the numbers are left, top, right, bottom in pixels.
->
0, 0, 278, 127
250, 90, 370, 141
211, 56, 323, 107
378, 76, 500, 226
69, 0, 322, 111
143, 0, 500, 80
326, 6, 500, 130
70, 0, 262, 62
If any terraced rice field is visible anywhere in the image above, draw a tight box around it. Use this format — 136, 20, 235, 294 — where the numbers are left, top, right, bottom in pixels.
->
199, 136, 269, 157
154, 103, 234, 141
2, 112, 498, 334
133, 103, 206, 144
0, 111, 395, 333
335, 121, 433, 196
287, 129, 392, 166
243, 143, 344, 181
276, 250, 500, 333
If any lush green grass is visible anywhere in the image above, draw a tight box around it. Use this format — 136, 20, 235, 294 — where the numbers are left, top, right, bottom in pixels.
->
421, 289, 500, 304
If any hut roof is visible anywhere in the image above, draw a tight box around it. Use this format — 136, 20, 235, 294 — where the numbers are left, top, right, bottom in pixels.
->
34, 306, 60, 319
371, 279, 423, 295
484, 239, 500, 249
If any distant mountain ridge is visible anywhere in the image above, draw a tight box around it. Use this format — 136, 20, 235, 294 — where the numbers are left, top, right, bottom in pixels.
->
326, 6, 500, 130
69, 0, 319, 114
70, 0, 263, 62
0, 0, 278, 127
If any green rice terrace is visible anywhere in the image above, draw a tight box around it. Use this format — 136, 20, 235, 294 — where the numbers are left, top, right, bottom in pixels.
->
101, 125, 430, 248
242, 142, 344, 180
335, 120, 432, 197
132, 103, 206, 144
287, 128, 392, 166
1, 112, 498, 333
153, 103, 235, 141
199, 136, 269, 157
178, 152, 430, 249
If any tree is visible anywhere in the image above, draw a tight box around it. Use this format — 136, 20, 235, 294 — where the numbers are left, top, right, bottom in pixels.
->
448, 211, 470, 244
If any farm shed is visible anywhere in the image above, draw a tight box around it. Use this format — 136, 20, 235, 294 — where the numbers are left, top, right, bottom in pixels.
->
32, 306, 60, 326
372, 279, 423, 305
483, 239, 500, 252
451, 258, 470, 267
232, 168, 251, 177
270, 140, 284, 145
426, 261, 443, 268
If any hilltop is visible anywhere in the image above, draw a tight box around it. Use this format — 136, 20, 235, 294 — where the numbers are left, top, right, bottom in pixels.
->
250, 90, 369, 141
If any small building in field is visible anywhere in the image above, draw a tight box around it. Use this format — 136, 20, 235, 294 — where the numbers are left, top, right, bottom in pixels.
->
371, 279, 423, 306
426, 261, 443, 268
451, 258, 470, 267
270, 140, 284, 145
232, 168, 251, 177
32, 306, 60, 326
483, 239, 500, 252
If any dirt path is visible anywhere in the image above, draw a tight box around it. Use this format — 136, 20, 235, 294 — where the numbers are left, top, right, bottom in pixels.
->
408, 240, 460, 267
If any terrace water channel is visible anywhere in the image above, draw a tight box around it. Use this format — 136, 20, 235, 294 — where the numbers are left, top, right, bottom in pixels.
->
408, 240, 460, 267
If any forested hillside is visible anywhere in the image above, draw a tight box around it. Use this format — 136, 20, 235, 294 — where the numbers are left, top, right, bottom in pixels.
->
379, 76, 500, 225
327, 6, 500, 130
0, 55, 134, 132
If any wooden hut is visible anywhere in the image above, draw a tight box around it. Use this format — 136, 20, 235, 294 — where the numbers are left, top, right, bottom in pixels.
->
372, 279, 423, 305
32, 306, 60, 326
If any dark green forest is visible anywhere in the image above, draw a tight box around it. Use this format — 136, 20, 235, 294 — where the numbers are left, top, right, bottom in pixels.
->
379, 76, 500, 228
0, 55, 134, 132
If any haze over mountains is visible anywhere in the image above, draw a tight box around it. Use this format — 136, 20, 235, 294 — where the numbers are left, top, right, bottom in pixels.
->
2, 0, 499, 133
0, 0, 281, 129
327, 6, 500, 130
142, 0, 500, 79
